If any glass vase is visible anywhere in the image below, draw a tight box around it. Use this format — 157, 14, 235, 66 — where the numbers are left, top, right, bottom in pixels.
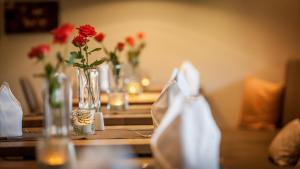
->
72, 68, 100, 136
107, 64, 128, 111
44, 73, 72, 137
125, 64, 143, 95
39, 73, 75, 169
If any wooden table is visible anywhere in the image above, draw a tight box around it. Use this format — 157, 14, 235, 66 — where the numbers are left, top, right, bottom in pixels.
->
73, 92, 160, 106
1, 92, 159, 169
0, 125, 153, 158
23, 105, 153, 128
0, 157, 155, 169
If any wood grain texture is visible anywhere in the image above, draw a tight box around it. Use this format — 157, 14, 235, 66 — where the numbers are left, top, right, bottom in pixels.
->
0, 138, 151, 158
0, 157, 155, 169
73, 92, 160, 106
23, 113, 153, 127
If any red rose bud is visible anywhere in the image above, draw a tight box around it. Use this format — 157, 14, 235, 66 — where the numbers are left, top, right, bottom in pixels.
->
95, 33, 105, 42
77, 24, 97, 37
72, 35, 87, 47
126, 36, 135, 47
52, 23, 74, 44
28, 44, 50, 59
117, 42, 125, 51
137, 32, 144, 40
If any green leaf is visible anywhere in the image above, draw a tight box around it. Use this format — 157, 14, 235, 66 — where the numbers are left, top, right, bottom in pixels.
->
73, 63, 86, 69
89, 58, 106, 68
88, 48, 101, 55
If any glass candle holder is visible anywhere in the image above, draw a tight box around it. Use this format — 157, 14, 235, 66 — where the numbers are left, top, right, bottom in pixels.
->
37, 137, 76, 169
125, 64, 143, 95
107, 64, 128, 111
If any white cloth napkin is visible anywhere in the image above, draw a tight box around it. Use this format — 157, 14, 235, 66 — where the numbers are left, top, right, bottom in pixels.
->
177, 61, 200, 97
151, 94, 221, 169
151, 61, 201, 127
0, 82, 23, 137
97, 63, 109, 92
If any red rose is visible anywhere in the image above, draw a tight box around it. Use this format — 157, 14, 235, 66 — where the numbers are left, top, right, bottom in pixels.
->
137, 32, 144, 40
28, 44, 50, 59
94, 33, 105, 42
52, 23, 74, 44
77, 24, 97, 37
126, 36, 135, 47
117, 42, 125, 51
72, 35, 87, 47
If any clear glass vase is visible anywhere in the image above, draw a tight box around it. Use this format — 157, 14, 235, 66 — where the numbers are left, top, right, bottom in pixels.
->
44, 73, 72, 137
125, 64, 143, 95
72, 68, 100, 136
107, 64, 128, 111
39, 73, 75, 169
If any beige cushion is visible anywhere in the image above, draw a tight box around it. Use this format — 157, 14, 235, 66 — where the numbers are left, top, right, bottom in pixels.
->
269, 119, 300, 166
239, 76, 283, 130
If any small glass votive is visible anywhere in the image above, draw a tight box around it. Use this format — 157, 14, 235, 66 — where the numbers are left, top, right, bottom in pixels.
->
107, 91, 128, 111
126, 81, 143, 95
72, 110, 96, 136
36, 137, 76, 169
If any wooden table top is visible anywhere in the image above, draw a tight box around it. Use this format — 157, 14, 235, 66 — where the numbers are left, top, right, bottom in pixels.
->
0, 125, 153, 158
73, 92, 161, 106
0, 157, 155, 169
23, 110, 153, 128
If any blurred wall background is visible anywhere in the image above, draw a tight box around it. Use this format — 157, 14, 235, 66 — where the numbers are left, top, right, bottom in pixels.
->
0, 0, 299, 128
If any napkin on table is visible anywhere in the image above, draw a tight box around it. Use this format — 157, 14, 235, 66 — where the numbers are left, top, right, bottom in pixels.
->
0, 82, 23, 137
97, 63, 109, 92
151, 61, 221, 169
151, 61, 201, 127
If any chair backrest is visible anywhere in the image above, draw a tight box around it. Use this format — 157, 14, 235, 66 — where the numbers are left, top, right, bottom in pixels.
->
19, 77, 41, 114
281, 60, 300, 126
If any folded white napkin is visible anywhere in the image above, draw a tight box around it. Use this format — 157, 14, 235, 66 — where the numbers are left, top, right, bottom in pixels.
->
97, 63, 109, 92
0, 82, 23, 137
177, 61, 200, 97
151, 94, 221, 169
151, 61, 201, 127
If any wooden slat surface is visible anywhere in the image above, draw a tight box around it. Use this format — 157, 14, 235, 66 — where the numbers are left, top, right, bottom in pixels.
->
1, 125, 153, 141
0, 125, 153, 158
73, 92, 160, 106
23, 113, 153, 127
0, 138, 151, 158
0, 157, 155, 169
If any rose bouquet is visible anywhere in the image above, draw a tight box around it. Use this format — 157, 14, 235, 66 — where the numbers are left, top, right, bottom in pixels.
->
27, 23, 74, 137
126, 32, 146, 69
66, 24, 106, 135
94, 32, 128, 110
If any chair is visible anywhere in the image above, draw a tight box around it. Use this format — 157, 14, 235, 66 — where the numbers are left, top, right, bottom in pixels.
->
19, 77, 42, 114
281, 60, 300, 126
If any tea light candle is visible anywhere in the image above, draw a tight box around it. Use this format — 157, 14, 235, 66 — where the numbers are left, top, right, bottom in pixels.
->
126, 82, 142, 95
44, 152, 66, 166
110, 95, 125, 106
141, 77, 151, 87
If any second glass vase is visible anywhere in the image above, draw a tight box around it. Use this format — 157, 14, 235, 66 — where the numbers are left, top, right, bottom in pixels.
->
72, 68, 100, 136
107, 64, 128, 111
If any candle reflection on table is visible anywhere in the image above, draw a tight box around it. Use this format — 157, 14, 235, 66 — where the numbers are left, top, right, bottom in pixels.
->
37, 138, 74, 169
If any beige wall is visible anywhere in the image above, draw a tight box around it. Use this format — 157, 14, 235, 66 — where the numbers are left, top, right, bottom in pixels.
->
0, 0, 299, 128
